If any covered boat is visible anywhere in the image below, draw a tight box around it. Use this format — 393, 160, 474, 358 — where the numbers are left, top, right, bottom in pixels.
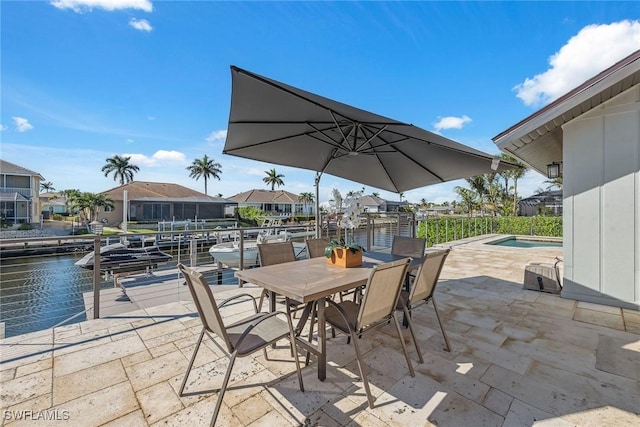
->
209, 234, 308, 268
75, 243, 173, 274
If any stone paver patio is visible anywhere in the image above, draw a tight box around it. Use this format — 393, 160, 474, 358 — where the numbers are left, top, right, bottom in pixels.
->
1, 238, 639, 426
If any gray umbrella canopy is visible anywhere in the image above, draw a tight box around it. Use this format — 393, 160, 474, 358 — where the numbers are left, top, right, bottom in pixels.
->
223, 66, 519, 194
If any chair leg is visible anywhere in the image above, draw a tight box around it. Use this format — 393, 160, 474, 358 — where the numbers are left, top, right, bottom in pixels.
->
257, 289, 268, 312
210, 352, 237, 427
305, 302, 317, 366
403, 306, 424, 363
179, 328, 205, 396
431, 298, 451, 352
350, 330, 375, 409
392, 315, 415, 377
287, 320, 305, 392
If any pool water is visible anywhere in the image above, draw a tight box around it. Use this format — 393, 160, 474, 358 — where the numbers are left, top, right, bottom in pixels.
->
489, 238, 562, 248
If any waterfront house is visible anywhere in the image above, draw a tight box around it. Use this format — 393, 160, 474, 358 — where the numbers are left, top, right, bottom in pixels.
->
493, 49, 640, 310
0, 159, 43, 225
39, 192, 70, 217
228, 189, 315, 215
518, 190, 563, 217
100, 181, 237, 225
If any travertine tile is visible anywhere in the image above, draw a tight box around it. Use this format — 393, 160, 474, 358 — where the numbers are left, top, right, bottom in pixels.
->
230, 392, 272, 425
481, 387, 513, 417
14, 358, 51, 378
502, 399, 571, 426
480, 364, 591, 416
53, 335, 146, 376
576, 301, 622, 315
1, 369, 51, 408
595, 335, 640, 381
137, 381, 184, 424
150, 393, 241, 427
125, 350, 188, 392
53, 359, 127, 405
574, 308, 625, 330
48, 382, 138, 427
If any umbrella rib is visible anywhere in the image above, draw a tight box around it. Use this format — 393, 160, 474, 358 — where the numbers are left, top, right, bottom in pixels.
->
363, 125, 446, 183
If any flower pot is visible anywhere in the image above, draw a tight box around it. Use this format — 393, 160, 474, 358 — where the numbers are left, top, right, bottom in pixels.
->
326, 247, 363, 268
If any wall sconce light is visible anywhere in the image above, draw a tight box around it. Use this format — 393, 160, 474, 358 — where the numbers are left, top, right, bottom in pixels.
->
546, 162, 562, 179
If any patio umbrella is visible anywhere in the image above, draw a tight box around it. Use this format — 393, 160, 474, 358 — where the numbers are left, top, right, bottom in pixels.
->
223, 66, 520, 233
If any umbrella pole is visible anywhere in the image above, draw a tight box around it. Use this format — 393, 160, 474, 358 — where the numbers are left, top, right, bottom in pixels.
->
315, 172, 322, 238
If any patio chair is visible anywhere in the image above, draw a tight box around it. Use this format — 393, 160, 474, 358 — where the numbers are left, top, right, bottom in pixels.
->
304, 237, 331, 258
324, 257, 414, 408
177, 263, 304, 427
396, 248, 451, 358
391, 235, 427, 259
391, 235, 427, 294
256, 241, 305, 314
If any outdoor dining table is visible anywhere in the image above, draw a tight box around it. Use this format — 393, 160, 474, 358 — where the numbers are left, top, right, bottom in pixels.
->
234, 251, 423, 380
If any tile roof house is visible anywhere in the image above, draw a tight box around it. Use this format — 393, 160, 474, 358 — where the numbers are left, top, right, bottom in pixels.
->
228, 189, 314, 215
493, 49, 640, 310
0, 159, 44, 224
100, 181, 237, 225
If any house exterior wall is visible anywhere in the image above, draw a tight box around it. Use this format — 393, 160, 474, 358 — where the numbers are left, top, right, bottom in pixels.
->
562, 85, 640, 310
100, 200, 231, 225
0, 171, 41, 224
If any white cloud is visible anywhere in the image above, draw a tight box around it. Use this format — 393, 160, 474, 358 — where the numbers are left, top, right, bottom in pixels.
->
50, 0, 152, 13
0, 124, 7, 131
433, 115, 472, 132
206, 130, 228, 143
12, 116, 34, 132
126, 138, 134, 144
129, 18, 152, 32
147, 115, 156, 120
125, 150, 186, 167
514, 20, 640, 107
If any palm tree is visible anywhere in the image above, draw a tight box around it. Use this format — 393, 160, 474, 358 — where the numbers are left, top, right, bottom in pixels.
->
465, 175, 487, 216
60, 189, 81, 215
263, 168, 285, 190
455, 186, 478, 218
298, 192, 314, 216
498, 154, 528, 215
186, 155, 222, 195
544, 176, 563, 190
101, 155, 140, 185
70, 192, 114, 225
40, 181, 55, 193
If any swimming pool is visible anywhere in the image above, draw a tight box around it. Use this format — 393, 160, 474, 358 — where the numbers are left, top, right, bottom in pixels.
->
487, 237, 562, 248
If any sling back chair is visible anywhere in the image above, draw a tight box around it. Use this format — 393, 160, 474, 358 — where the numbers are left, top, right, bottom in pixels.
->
304, 237, 331, 258
178, 263, 304, 427
396, 248, 451, 359
324, 257, 414, 408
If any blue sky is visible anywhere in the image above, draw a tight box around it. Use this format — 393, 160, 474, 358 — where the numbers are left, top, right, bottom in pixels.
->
2, 1, 639, 204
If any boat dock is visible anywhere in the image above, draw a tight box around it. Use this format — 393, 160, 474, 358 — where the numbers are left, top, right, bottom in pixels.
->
81, 263, 256, 317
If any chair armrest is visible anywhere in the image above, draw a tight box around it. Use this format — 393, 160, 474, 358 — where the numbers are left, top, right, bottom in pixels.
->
218, 293, 259, 313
